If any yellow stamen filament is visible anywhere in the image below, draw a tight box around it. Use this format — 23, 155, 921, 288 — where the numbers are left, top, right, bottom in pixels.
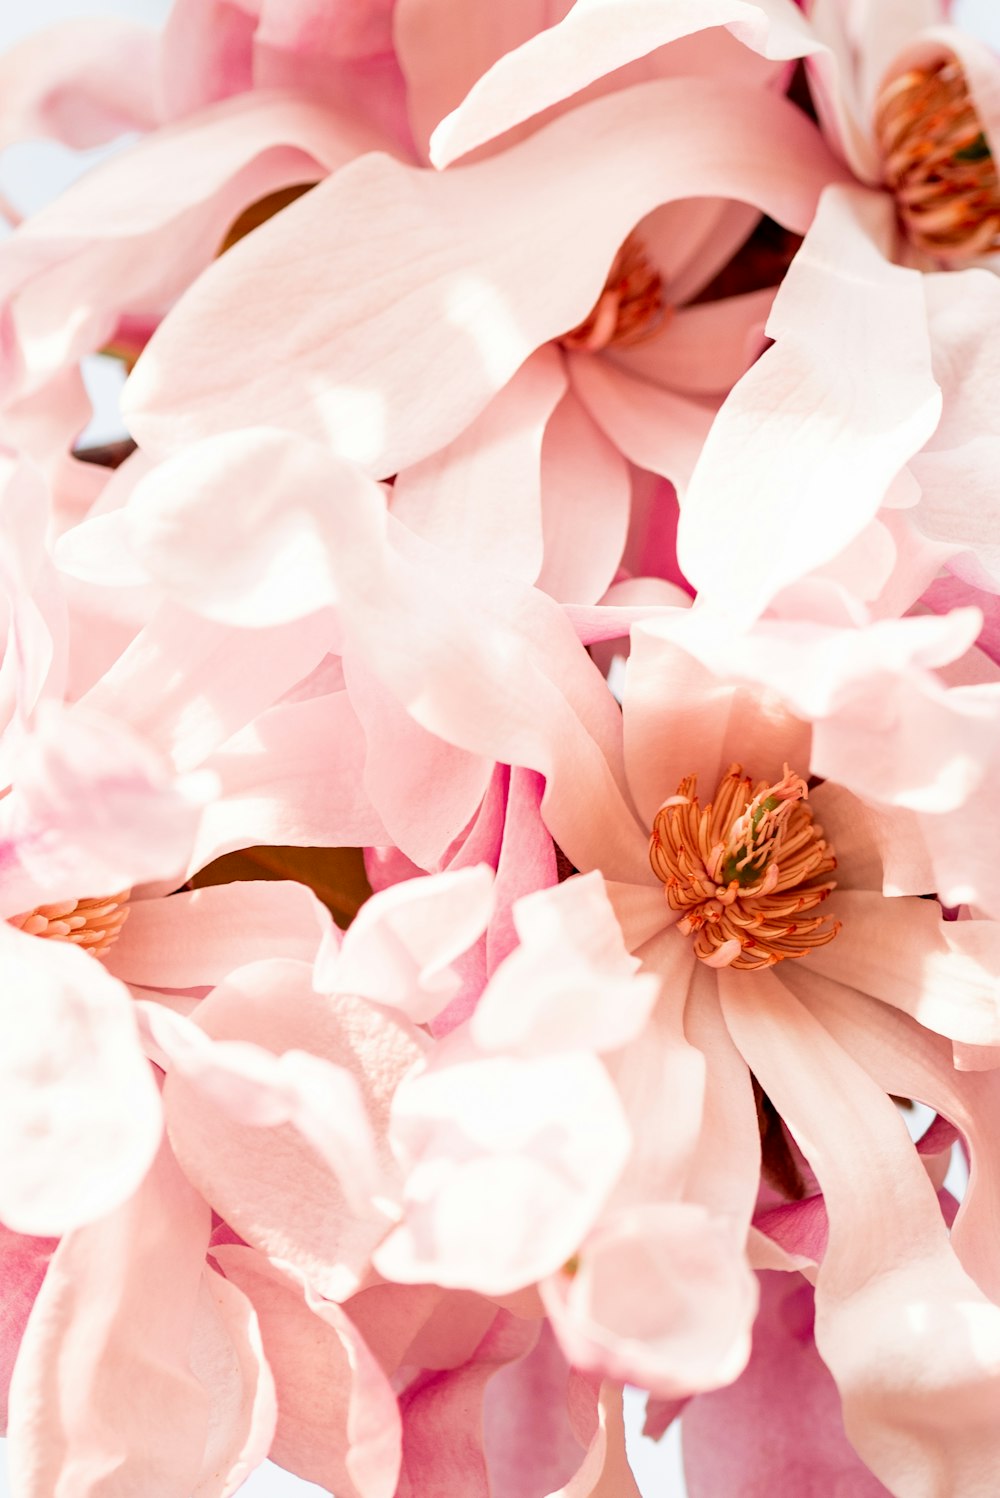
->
874, 56, 1000, 260
563, 234, 670, 351
9, 890, 131, 959
649, 765, 840, 971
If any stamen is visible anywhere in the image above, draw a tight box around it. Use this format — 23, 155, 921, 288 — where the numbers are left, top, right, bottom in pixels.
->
874, 57, 1000, 260
9, 890, 131, 959
563, 234, 670, 351
649, 764, 839, 971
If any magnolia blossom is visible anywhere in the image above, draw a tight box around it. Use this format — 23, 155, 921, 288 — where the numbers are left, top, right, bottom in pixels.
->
121, 11, 845, 608
4, 1, 1000, 1494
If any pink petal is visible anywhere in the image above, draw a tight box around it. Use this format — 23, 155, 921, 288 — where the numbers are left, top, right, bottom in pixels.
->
720, 967, 1000, 1495
809, 890, 1000, 1047
568, 353, 716, 496
140, 999, 383, 1217
420, 765, 561, 1038
601, 930, 705, 1209
0, 920, 161, 1236
621, 616, 809, 832
481, 765, 557, 975
376, 1036, 632, 1293
81, 601, 332, 772
0, 1227, 56, 1434
161, 0, 412, 149
107, 880, 331, 990
193, 692, 390, 868
483, 1322, 593, 1498
536, 383, 632, 604
190, 1267, 277, 1497
0, 701, 207, 915
0, 19, 158, 151
391, 342, 566, 586
348, 1281, 497, 1376
910, 269, 1000, 592
0, 450, 64, 731
213, 1246, 401, 1497
682, 1270, 892, 1496
122, 429, 383, 626
395, 1310, 540, 1498
540, 1201, 758, 1397
680, 966, 761, 1225
394, 0, 571, 160
354, 521, 646, 886
471, 872, 660, 1055
326, 865, 494, 1024
158, 0, 255, 117
125, 79, 842, 471
560, 1385, 644, 1498
609, 286, 775, 398
678, 185, 943, 622
427, 0, 818, 167
785, 963, 1000, 1307
807, 781, 935, 896
164, 960, 425, 1299
6, 1139, 212, 1496
926, 574, 1000, 669
4, 92, 388, 402
341, 651, 493, 868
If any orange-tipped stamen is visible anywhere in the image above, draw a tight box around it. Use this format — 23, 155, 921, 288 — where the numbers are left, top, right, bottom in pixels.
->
874, 56, 1000, 260
9, 890, 131, 959
649, 764, 840, 971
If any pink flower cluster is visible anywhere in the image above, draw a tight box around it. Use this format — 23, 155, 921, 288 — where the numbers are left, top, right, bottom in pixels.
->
2, 0, 1000, 1492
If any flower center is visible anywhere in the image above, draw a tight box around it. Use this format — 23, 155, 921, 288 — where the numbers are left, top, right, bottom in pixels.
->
9, 890, 131, 959
649, 764, 839, 971
562, 234, 669, 351
874, 56, 1000, 260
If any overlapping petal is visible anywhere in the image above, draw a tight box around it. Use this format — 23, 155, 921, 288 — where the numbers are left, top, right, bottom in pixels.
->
125, 79, 843, 471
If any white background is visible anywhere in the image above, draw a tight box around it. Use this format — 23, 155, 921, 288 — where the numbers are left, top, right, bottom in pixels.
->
0, 0, 991, 1493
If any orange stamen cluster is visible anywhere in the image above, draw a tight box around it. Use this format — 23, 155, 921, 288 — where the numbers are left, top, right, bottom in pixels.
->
563, 234, 669, 351
875, 56, 1000, 260
649, 764, 839, 971
9, 890, 131, 958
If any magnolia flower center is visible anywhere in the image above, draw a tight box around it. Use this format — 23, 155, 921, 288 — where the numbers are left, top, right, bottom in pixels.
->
649, 764, 839, 971
8, 890, 131, 958
874, 57, 1000, 260
563, 234, 669, 351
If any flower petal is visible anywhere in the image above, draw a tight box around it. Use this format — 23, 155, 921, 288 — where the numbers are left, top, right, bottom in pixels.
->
0, 920, 161, 1236
6, 1139, 211, 1496
720, 967, 1000, 1497
427, 0, 818, 167
164, 959, 425, 1299
326, 865, 495, 1024
678, 185, 942, 623
126, 79, 841, 473
107, 880, 331, 990
213, 1246, 401, 1497
809, 890, 1000, 1048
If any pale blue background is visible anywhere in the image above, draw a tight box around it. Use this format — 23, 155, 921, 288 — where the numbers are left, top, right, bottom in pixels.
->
0, 0, 988, 1492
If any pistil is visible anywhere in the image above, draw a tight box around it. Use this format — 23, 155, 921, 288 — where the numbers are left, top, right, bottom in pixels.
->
649, 764, 839, 971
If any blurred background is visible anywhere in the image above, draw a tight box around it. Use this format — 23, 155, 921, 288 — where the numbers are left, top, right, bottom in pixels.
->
0, 0, 992, 1493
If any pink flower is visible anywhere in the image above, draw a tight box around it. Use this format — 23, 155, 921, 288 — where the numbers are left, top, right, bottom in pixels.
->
122, 36, 845, 610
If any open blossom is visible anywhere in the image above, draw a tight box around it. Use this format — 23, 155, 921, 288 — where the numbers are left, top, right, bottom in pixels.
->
121, 14, 845, 611
675, 2, 1000, 624
5, 0, 1000, 1493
